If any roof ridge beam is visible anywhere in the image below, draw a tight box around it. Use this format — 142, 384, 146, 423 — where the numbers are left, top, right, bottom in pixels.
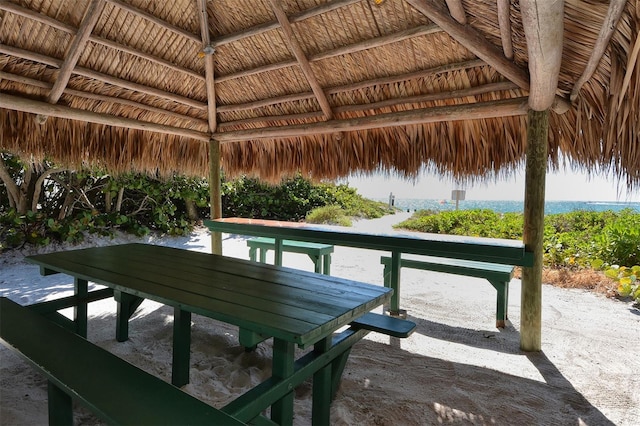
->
268, 0, 333, 120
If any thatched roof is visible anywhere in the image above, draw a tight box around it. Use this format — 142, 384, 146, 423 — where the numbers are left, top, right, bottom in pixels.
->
1, 0, 638, 187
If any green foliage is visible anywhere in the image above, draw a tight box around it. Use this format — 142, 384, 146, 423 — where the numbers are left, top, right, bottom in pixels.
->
306, 205, 352, 226
605, 265, 640, 304
395, 208, 640, 271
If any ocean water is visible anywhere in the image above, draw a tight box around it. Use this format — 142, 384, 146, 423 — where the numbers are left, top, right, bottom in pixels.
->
378, 198, 640, 215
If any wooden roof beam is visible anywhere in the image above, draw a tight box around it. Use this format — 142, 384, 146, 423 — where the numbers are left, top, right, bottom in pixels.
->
104, 0, 200, 43
212, 0, 362, 48
0, 93, 210, 141
445, 0, 466, 24
520, 0, 564, 111
196, 0, 217, 133
217, 59, 486, 113
212, 97, 530, 142
496, 0, 514, 60
216, 24, 443, 83
268, 0, 333, 120
218, 81, 519, 129
0, 44, 206, 110
0, 1, 204, 81
404, 0, 570, 114
569, 0, 627, 102
47, 0, 104, 105
0, 70, 208, 127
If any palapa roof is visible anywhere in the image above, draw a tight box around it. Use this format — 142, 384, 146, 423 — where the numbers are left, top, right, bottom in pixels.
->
0, 0, 639, 187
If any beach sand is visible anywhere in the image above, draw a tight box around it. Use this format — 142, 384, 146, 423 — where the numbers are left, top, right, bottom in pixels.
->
1, 212, 639, 425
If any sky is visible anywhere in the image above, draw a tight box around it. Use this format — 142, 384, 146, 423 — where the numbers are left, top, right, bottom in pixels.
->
343, 167, 640, 202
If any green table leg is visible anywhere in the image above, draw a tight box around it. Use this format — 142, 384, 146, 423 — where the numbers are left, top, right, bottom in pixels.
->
74, 277, 88, 338
249, 247, 258, 262
312, 336, 332, 425
115, 291, 144, 342
490, 280, 508, 328
172, 308, 191, 386
48, 381, 72, 426
271, 338, 294, 425
322, 254, 331, 275
274, 238, 283, 267
386, 251, 402, 315
309, 254, 322, 274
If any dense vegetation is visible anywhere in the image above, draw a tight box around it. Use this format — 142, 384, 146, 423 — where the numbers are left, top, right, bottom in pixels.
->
396, 209, 640, 303
0, 153, 390, 250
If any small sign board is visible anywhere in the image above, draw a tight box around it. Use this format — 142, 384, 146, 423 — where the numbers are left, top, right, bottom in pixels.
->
451, 190, 466, 201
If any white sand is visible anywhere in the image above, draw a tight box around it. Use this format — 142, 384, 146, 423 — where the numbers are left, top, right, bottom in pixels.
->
1, 212, 639, 425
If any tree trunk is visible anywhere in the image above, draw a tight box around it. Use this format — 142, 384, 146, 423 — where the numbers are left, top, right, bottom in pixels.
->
115, 187, 124, 212
184, 198, 199, 221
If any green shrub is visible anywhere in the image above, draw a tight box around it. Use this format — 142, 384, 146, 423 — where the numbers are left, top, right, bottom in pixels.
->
605, 265, 640, 304
306, 205, 352, 226
595, 209, 640, 266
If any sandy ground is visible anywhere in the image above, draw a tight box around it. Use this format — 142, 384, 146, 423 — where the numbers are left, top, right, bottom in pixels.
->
1, 212, 639, 425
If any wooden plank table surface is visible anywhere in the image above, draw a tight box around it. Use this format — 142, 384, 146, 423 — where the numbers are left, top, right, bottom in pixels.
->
26, 243, 393, 425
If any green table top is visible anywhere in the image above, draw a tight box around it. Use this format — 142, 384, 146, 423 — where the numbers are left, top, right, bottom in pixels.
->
26, 243, 390, 347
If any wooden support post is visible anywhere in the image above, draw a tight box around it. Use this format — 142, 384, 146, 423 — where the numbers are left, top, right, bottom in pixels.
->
521, 109, 548, 352
209, 138, 223, 255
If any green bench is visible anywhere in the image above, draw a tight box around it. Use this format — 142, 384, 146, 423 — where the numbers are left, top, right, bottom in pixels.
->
247, 236, 334, 275
0, 297, 245, 426
381, 255, 516, 328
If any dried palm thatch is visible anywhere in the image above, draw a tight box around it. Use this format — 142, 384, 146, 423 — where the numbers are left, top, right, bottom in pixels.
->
0, 0, 638, 187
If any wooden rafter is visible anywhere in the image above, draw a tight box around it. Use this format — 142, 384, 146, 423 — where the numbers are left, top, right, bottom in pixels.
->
0, 2, 204, 81
219, 81, 518, 129
212, 97, 529, 142
405, 0, 529, 90
445, 0, 466, 24
1, 93, 210, 141
520, 0, 564, 111
570, 0, 627, 102
46, 0, 104, 105
268, 0, 332, 119
496, 0, 513, 60
216, 24, 442, 83
0, 44, 206, 110
0, 71, 208, 127
217, 59, 486, 114
196, 0, 217, 133
104, 0, 200, 43
213, 0, 362, 48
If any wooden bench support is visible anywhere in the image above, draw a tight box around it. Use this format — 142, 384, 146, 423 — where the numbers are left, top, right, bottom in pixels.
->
114, 290, 144, 342
0, 297, 246, 426
247, 237, 334, 275
381, 255, 515, 328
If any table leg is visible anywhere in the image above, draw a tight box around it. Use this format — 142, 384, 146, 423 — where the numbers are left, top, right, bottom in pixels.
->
388, 252, 402, 315
271, 338, 294, 425
310, 254, 322, 274
274, 238, 284, 267
322, 254, 331, 275
312, 336, 332, 425
115, 291, 144, 342
249, 247, 258, 262
172, 308, 191, 386
48, 381, 72, 426
74, 278, 88, 338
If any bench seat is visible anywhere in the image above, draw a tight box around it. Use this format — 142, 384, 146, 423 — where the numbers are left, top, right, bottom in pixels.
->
350, 312, 416, 338
247, 236, 334, 274
381, 255, 515, 328
0, 297, 245, 426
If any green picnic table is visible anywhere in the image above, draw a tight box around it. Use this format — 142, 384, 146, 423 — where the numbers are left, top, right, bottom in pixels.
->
24, 243, 411, 425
